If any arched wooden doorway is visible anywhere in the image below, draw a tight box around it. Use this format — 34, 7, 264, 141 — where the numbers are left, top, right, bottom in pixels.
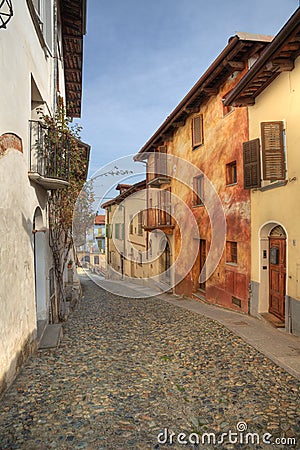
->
269, 225, 286, 322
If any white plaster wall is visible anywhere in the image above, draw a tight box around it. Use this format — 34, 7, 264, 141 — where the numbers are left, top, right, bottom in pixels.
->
0, 150, 39, 387
0, 1, 65, 158
0, 0, 65, 390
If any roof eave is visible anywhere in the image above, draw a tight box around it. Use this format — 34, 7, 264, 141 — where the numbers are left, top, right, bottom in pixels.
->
225, 7, 300, 107
134, 34, 272, 161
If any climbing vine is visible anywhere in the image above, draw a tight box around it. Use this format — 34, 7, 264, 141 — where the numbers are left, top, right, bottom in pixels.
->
39, 97, 94, 320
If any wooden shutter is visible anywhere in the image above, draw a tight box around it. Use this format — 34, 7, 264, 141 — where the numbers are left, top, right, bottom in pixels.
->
192, 115, 203, 147
155, 145, 167, 176
243, 138, 261, 189
261, 121, 285, 180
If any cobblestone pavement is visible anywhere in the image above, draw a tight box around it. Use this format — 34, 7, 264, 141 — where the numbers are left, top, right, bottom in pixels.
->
0, 275, 299, 450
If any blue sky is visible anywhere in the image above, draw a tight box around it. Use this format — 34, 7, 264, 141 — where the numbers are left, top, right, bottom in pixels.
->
79, 0, 298, 176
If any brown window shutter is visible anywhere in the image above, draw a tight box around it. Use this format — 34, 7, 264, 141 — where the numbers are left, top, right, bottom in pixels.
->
192, 115, 203, 147
261, 121, 285, 180
154, 145, 167, 176
243, 138, 261, 189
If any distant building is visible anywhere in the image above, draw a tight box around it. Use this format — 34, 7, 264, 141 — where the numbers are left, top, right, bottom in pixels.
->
94, 214, 106, 254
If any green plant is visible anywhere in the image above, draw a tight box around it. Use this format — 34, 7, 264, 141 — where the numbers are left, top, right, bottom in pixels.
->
40, 97, 94, 320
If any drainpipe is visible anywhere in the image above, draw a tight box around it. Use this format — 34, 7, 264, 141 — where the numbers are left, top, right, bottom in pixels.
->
248, 282, 252, 315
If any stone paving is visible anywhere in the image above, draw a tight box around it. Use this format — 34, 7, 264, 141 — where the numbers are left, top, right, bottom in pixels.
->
0, 275, 299, 450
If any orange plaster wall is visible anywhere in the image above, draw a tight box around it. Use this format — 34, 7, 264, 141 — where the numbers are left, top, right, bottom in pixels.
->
168, 72, 251, 312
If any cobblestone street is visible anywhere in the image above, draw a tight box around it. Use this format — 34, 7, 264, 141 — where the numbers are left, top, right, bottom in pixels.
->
0, 274, 299, 449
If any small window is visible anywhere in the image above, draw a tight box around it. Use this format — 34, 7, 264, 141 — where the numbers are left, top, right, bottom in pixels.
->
29, 0, 53, 52
226, 161, 237, 185
192, 115, 204, 148
226, 241, 237, 264
193, 175, 204, 206
94, 256, 99, 265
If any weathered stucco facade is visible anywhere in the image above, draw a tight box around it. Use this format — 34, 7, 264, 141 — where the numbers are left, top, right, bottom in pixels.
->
169, 77, 251, 312
135, 33, 272, 312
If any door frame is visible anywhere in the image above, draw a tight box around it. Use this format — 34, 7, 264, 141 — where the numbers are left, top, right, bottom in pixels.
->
258, 222, 287, 322
268, 229, 286, 321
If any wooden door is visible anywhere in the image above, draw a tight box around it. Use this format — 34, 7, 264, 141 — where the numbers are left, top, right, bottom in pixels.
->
269, 237, 286, 321
199, 239, 206, 291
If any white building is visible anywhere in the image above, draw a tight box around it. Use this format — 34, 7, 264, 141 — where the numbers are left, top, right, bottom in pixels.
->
0, 0, 87, 394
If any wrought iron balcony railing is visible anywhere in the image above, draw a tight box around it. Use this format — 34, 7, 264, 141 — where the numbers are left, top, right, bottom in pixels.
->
28, 120, 70, 189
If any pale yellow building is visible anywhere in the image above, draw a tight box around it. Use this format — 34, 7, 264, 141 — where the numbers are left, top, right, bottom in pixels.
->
225, 7, 300, 335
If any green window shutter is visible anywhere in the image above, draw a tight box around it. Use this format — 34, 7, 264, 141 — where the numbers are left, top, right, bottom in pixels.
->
243, 138, 261, 189
192, 114, 204, 147
261, 121, 285, 180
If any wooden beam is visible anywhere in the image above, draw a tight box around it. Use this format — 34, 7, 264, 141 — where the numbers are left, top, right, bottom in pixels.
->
202, 87, 218, 95
233, 97, 255, 107
172, 120, 186, 128
266, 59, 294, 72
226, 60, 245, 70
184, 105, 200, 113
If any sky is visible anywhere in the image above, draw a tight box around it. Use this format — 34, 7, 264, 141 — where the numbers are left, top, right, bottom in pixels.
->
78, 0, 298, 177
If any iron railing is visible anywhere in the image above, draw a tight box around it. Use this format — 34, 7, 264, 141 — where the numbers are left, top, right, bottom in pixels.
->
29, 120, 70, 182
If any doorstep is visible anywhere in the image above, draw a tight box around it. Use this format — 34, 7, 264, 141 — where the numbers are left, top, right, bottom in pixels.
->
38, 324, 63, 350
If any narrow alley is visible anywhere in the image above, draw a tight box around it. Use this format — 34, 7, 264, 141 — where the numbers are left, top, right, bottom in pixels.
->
0, 274, 299, 449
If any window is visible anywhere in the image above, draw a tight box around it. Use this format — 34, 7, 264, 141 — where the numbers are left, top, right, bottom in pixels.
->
226, 241, 238, 264
137, 211, 143, 235
158, 189, 171, 225
192, 115, 204, 148
261, 121, 285, 181
29, 0, 53, 52
193, 175, 204, 206
94, 256, 99, 265
226, 161, 237, 185
243, 138, 261, 189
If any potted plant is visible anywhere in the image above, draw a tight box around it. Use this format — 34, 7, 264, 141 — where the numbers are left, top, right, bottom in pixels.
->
67, 259, 73, 269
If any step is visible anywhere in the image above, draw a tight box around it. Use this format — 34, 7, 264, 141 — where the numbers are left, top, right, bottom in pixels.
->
38, 324, 63, 350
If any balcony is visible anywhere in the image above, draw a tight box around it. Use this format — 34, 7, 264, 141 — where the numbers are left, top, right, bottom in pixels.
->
147, 150, 171, 187
28, 120, 70, 189
144, 190, 174, 234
